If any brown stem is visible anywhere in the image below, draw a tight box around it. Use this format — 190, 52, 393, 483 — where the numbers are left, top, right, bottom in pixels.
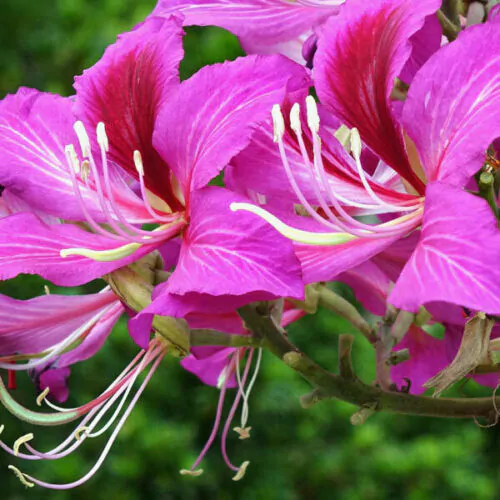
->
238, 303, 500, 420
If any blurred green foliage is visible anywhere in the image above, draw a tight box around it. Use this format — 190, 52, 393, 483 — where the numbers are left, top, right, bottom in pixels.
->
1, 2, 500, 499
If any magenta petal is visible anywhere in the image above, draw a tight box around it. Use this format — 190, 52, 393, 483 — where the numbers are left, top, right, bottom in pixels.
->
296, 232, 403, 284
338, 261, 390, 316
390, 182, 500, 314
391, 325, 447, 394
315, 0, 440, 193
153, 54, 310, 195
0, 213, 160, 286
0, 290, 118, 356
74, 16, 185, 206
37, 368, 71, 403
169, 187, 303, 298
154, 0, 338, 52
399, 13, 442, 85
181, 347, 237, 388
402, 21, 500, 186
0, 88, 103, 220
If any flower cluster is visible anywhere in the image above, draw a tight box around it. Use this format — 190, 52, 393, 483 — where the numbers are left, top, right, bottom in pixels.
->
1, 0, 500, 490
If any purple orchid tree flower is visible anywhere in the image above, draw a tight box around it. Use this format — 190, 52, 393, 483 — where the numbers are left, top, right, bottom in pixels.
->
153, 0, 343, 64
231, 0, 500, 317
0, 15, 309, 349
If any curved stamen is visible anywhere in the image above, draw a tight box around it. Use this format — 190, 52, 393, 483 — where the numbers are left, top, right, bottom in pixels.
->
10, 352, 165, 490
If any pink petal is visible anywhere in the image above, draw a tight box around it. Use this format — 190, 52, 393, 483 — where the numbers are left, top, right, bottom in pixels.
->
315, 0, 441, 193
390, 182, 500, 314
74, 16, 185, 208
181, 347, 237, 388
399, 13, 442, 85
0, 88, 104, 220
0, 290, 118, 356
0, 213, 160, 286
402, 21, 500, 186
391, 325, 447, 394
169, 187, 303, 298
296, 232, 403, 284
338, 261, 390, 316
32, 301, 124, 402
153, 0, 339, 55
153, 54, 310, 197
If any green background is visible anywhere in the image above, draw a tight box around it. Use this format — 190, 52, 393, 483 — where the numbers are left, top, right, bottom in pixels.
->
0, 1, 499, 498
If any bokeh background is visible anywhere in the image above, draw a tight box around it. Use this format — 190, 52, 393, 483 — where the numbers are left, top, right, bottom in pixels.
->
1, 1, 499, 498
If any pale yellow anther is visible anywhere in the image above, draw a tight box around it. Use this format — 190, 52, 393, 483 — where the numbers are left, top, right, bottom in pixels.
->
96, 122, 109, 152
305, 95, 320, 134
13, 433, 34, 456
36, 387, 50, 407
134, 150, 145, 177
334, 125, 352, 151
73, 121, 92, 158
271, 104, 285, 143
233, 426, 252, 440
290, 103, 302, 135
232, 461, 250, 481
350, 127, 363, 159
81, 160, 91, 183
8, 465, 34, 488
74, 426, 90, 441
43, 285, 51, 296
65, 144, 80, 174
0, 424, 4, 436
180, 469, 204, 477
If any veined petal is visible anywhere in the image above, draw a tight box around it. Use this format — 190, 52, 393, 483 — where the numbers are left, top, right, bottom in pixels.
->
33, 301, 124, 402
390, 182, 500, 314
168, 187, 304, 298
0, 289, 118, 357
315, 0, 441, 193
0, 213, 160, 286
296, 232, 403, 285
402, 21, 500, 186
153, 54, 311, 198
0, 88, 104, 220
153, 0, 339, 56
74, 16, 185, 208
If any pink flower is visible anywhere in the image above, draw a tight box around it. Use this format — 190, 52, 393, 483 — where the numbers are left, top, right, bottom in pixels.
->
0, 16, 309, 347
231, 0, 500, 315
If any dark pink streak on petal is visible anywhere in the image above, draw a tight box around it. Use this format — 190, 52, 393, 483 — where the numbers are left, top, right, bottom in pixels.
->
315, 0, 440, 193
74, 17, 184, 207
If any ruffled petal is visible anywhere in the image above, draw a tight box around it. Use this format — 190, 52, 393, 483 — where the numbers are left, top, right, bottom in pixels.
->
181, 347, 237, 388
0, 213, 160, 286
74, 16, 185, 208
402, 21, 500, 186
153, 0, 339, 59
0, 88, 104, 220
390, 182, 500, 314
315, 0, 441, 193
153, 54, 310, 197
